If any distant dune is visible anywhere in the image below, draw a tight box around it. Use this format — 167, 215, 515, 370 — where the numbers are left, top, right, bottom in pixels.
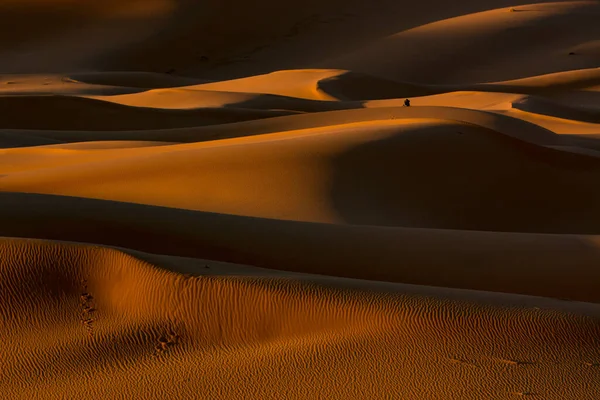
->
0, 0, 599, 399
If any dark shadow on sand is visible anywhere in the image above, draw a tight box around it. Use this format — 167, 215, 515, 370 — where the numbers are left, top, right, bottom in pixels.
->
329, 119, 600, 233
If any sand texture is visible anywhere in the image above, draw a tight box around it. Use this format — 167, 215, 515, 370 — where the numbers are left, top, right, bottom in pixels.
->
1, 0, 600, 399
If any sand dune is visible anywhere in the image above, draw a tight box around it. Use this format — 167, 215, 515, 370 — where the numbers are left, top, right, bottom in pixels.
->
512, 96, 600, 123
2, 112, 600, 232
0, 103, 567, 144
324, 2, 600, 83
1, 0, 600, 398
67, 71, 210, 88
2, 237, 600, 399
0, 94, 299, 131
476, 67, 600, 93
4, 192, 600, 303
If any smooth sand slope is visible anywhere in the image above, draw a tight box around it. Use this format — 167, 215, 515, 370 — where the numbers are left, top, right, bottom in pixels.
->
2, 111, 600, 232
1, 0, 600, 399
323, 2, 600, 83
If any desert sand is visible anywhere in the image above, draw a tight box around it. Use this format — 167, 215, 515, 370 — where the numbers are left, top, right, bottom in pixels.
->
1, 0, 600, 399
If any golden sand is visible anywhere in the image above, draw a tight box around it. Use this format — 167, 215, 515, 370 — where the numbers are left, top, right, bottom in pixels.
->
1, 0, 600, 398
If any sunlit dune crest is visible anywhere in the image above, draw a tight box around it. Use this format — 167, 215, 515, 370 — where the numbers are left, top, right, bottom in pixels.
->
0, 0, 600, 399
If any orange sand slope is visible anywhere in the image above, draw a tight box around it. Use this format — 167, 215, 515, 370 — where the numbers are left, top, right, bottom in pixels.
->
2, 237, 600, 399
1, 0, 600, 399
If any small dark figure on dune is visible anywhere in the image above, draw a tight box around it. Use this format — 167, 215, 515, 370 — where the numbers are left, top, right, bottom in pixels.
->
404, 99, 411, 107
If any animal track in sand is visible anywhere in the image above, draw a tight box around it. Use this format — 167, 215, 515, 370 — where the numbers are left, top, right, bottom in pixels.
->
447, 357, 478, 367
514, 391, 537, 397
154, 330, 180, 355
79, 279, 96, 337
499, 359, 535, 366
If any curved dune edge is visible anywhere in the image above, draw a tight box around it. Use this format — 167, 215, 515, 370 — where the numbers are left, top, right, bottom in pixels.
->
322, 2, 600, 84
0, 68, 597, 136
1, 237, 600, 399
2, 111, 600, 233
0, 105, 563, 144
66, 71, 210, 88
0, 94, 298, 131
2, 192, 600, 304
477, 67, 600, 93
512, 96, 600, 123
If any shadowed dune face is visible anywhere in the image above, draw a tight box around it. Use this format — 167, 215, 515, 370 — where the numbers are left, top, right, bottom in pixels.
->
0, 95, 298, 131
512, 95, 600, 123
4, 192, 600, 304
0, 0, 180, 73
1, 0, 600, 398
2, 0, 597, 78
323, 1, 600, 83
330, 118, 600, 232
1, 108, 599, 233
